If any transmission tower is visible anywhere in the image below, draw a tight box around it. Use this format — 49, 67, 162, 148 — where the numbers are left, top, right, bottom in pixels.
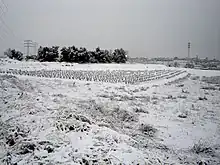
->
24, 40, 33, 56
188, 42, 191, 59
33, 42, 38, 55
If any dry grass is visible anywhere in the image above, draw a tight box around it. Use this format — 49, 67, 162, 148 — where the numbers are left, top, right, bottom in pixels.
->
133, 107, 149, 114
139, 124, 157, 137
191, 140, 215, 156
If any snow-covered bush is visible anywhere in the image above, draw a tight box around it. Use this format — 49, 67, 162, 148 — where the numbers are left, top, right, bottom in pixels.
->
4, 48, 23, 61
112, 48, 128, 63
174, 61, 180, 67
25, 55, 37, 61
191, 140, 215, 155
59, 46, 128, 63
37, 46, 59, 62
139, 123, 157, 137
185, 63, 194, 68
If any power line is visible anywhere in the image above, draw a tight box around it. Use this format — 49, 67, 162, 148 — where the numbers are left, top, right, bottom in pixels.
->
0, 5, 4, 15
1, 0, 8, 11
0, 17, 14, 36
0, 4, 5, 21
0, 1, 22, 48
0, 0, 6, 18
0, 0, 18, 40
0, 32, 3, 40
0, 1, 5, 11
0, 1, 6, 40
0, 10, 19, 43
0, 19, 10, 41
0, 1, 12, 40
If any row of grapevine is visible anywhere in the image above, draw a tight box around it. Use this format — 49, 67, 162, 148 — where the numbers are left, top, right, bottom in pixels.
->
0, 69, 186, 84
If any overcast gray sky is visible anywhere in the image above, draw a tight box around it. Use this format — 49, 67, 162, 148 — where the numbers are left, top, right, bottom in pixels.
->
0, 0, 220, 59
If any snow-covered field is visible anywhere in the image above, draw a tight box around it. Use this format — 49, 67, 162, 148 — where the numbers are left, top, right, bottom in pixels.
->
0, 59, 220, 165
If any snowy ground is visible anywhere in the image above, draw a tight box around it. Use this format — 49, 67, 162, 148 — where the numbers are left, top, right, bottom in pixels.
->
0, 58, 169, 71
0, 59, 220, 165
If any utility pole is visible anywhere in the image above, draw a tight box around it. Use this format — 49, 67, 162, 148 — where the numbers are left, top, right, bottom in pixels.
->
24, 40, 33, 56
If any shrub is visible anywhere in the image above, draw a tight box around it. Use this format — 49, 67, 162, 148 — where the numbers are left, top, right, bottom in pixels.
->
139, 123, 157, 137
60, 46, 128, 63
93, 48, 112, 63
60, 46, 71, 62
191, 140, 214, 155
25, 55, 37, 61
112, 48, 128, 63
4, 48, 23, 61
185, 63, 194, 68
174, 62, 180, 67
37, 46, 59, 62
134, 107, 149, 113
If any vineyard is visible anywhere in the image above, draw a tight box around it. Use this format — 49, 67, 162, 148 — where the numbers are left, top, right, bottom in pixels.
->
0, 68, 186, 84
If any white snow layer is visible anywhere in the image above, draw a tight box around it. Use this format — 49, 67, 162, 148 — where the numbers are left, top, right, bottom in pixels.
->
0, 59, 220, 165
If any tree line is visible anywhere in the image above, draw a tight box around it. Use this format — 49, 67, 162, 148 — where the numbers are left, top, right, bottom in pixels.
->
4, 46, 128, 63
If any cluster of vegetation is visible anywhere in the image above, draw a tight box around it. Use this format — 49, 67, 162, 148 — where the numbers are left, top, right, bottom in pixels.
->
168, 61, 180, 67
4, 46, 128, 63
25, 55, 37, 61
151, 57, 173, 61
37, 46, 59, 62
59, 46, 127, 63
201, 63, 218, 68
128, 57, 149, 64
4, 48, 23, 61
185, 63, 195, 68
